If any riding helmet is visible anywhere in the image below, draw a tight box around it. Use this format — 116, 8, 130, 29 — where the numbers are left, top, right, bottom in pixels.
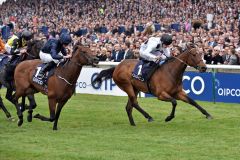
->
22, 30, 33, 41
161, 34, 172, 45
60, 33, 72, 45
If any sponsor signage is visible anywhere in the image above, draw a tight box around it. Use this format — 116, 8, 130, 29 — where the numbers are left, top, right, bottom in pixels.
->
76, 68, 240, 103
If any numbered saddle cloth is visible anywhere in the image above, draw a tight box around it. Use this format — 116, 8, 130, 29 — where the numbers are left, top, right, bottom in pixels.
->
0, 55, 9, 68
132, 60, 159, 82
32, 63, 55, 87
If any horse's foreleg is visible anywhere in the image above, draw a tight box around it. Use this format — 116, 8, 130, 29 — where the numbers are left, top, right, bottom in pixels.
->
158, 92, 177, 122
0, 96, 12, 118
177, 91, 213, 119
165, 99, 177, 122
53, 101, 67, 130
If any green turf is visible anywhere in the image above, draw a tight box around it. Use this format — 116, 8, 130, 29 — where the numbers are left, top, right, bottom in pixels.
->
0, 90, 240, 160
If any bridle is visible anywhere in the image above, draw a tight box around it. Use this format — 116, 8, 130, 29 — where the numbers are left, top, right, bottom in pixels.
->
172, 47, 201, 70
57, 50, 94, 86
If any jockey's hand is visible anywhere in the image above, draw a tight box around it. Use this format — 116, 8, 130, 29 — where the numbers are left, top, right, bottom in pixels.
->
63, 54, 72, 59
20, 49, 27, 54
155, 56, 162, 63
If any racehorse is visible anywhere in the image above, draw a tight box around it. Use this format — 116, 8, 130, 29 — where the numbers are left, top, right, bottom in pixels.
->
92, 43, 213, 126
0, 40, 44, 119
14, 45, 99, 130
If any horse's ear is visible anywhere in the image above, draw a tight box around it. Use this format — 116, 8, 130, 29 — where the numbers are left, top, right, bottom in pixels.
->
175, 46, 183, 53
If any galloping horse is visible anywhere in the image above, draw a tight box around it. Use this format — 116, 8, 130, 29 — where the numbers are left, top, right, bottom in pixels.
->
0, 40, 44, 119
14, 45, 99, 130
92, 43, 213, 126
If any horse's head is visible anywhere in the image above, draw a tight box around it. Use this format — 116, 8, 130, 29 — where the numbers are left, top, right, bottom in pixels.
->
25, 40, 44, 60
183, 43, 207, 72
73, 45, 99, 66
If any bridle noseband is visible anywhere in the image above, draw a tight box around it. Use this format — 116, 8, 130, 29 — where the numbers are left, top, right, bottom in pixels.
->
173, 47, 203, 70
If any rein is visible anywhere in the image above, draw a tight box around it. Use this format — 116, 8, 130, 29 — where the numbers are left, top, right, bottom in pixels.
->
172, 48, 195, 67
56, 59, 82, 86
25, 52, 37, 59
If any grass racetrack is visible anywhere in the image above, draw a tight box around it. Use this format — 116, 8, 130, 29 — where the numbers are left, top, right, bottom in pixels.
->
0, 90, 240, 160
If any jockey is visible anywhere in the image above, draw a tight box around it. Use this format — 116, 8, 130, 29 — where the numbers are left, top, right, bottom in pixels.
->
2, 30, 33, 87
139, 33, 173, 64
5, 30, 33, 63
37, 33, 72, 79
137, 33, 173, 79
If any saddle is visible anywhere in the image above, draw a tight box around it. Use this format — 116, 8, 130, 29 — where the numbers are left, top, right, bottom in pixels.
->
32, 61, 66, 87
32, 63, 55, 87
132, 60, 160, 82
0, 55, 9, 68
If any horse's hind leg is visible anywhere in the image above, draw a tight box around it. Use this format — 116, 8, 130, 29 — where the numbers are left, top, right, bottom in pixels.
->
53, 101, 67, 130
177, 91, 213, 119
0, 96, 12, 118
132, 102, 154, 122
125, 99, 135, 126
125, 89, 153, 126
34, 98, 56, 122
13, 93, 24, 126
27, 94, 37, 122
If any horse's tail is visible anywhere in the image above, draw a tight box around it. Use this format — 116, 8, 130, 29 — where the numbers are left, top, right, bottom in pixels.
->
92, 67, 115, 86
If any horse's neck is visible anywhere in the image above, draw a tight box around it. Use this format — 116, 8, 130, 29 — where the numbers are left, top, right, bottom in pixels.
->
164, 53, 188, 83
56, 60, 82, 86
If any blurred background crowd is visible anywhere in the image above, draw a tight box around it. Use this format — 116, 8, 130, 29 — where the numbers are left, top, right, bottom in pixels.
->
0, 0, 240, 64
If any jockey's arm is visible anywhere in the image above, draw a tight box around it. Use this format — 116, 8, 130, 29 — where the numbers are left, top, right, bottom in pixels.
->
61, 47, 68, 56
140, 38, 159, 62
10, 39, 20, 55
50, 42, 63, 60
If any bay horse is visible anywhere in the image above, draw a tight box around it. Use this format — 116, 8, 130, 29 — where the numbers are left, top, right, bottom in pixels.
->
14, 45, 99, 130
92, 43, 213, 126
0, 40, 44, 119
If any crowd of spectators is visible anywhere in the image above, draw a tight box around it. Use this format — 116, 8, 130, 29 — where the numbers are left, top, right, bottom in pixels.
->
0, 0, 240, 65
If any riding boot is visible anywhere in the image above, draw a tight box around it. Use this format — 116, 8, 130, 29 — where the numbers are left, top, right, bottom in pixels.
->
37, 61, 56, 79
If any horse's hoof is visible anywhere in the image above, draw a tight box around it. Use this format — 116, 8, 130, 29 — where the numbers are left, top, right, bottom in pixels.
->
6, 113, 12, 119
27, 115, 32, 122
148, 118, 154, 122
206, 115, 213, 120
33, 114, 40, 118
53, 127, 58, 130
130, 123, 136, 126
7, 117, 15, 122
18, 119, 23, 126
165, 116, 174, 122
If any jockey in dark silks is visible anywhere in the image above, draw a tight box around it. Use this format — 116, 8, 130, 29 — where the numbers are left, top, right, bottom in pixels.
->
37, 33, 72, 79
3, 30, 33, 84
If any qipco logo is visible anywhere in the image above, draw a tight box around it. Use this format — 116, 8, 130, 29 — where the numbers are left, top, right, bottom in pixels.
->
91, 73, 116, 90
183, 76, 205, 95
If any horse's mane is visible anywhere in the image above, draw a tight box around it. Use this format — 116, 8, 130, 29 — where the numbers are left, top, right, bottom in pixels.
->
73, 44, 91, 55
